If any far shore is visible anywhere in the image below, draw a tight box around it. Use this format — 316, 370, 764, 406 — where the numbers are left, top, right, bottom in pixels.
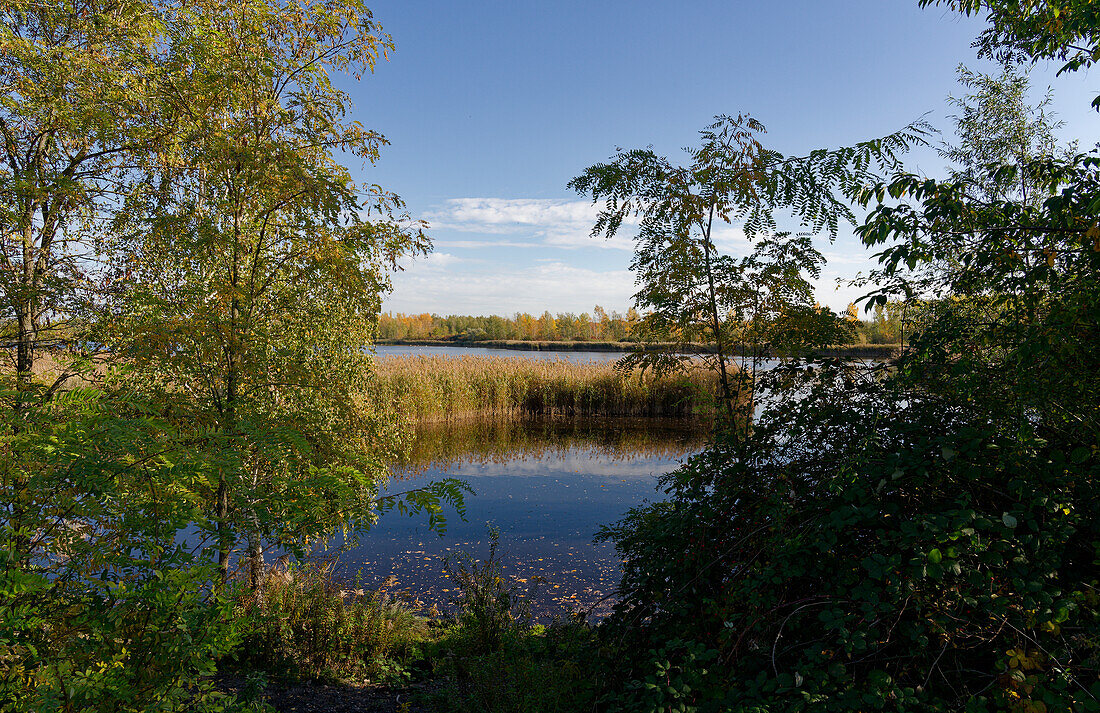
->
374, 338, 903, 360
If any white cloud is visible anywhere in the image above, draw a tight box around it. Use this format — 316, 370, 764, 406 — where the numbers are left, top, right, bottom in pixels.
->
432, 239, 542, 249
424, 198, 635, 251
821, 249, 876, 267
709, 225, 754, 257
413, 252, 464, 268
395, 197, 886, 314
385, 257, 637, 315
542, 230, 633, 250
433, 198, 601, 227
423, 197, 769, 254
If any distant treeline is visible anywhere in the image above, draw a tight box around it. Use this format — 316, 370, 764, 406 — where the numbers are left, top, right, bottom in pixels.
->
377, 302, 907, 345
374, 338, 901, 360
377, 307, 639, 342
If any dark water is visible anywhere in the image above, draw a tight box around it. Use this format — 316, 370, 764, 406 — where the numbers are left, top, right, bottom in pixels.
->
331, 418, 706, 620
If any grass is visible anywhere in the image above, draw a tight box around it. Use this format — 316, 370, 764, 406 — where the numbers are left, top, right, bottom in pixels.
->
228, 563, 429, 685
223, 538, 600, 712
366, 355, 731, 423
422, 527, 600, 713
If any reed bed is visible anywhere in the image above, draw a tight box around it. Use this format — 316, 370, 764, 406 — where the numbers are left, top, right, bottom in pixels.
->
366, 355, 729, 423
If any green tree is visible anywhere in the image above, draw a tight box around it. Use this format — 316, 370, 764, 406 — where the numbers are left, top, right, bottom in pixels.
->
0, 5, 256, 709
110, 0, 461, 588
570, 114, 915, 424
0, 2, 463, 709
0, 0, 169, 390
942, 64, 1064, 205
0, 0, 181, 570
593, 4, 1100, 711
926, 0, 1100, 106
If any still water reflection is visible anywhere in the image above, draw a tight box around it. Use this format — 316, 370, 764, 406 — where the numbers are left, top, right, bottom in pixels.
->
333, 417, 706, 619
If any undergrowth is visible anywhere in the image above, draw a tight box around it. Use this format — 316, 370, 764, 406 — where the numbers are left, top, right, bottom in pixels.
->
422, 527, 599, 713
228, 563, 428, 685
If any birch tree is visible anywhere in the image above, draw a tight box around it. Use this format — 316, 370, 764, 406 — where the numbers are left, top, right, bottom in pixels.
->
111, 0, 461, 586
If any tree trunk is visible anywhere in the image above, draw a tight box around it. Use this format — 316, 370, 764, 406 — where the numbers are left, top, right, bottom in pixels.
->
701, 204, 736, 424
216, 474, 231, 585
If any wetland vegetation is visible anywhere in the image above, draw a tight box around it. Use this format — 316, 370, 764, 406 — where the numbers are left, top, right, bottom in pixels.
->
368, 354, 729, 422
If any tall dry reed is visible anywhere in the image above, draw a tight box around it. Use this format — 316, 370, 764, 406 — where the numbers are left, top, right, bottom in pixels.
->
365, 355, 728, 423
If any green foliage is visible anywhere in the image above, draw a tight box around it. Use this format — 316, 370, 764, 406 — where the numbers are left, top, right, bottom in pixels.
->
942, 64, 1065, 204
0, 0, 169, 383
425, 621, 598, 713
230, 563, 428, 685
0, 2, 460, 710
101, 0, 431, 585
856, 155, 1100, 444
922, 0, 1100, 106
597, 373, 1100, 712
426, 529, 597, 713
590, 3, 1100, 712
851, 302, 908, 344
570, 114, 896, 426
441, 527, 534, 656
0, 385, 246, 712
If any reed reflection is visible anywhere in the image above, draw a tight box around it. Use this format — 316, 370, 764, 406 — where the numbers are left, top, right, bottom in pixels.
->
340, 417, 706, 620
394, 416, 708, 477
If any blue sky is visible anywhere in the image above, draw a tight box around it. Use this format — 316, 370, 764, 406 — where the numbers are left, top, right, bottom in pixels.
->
341, 1, 1100, 316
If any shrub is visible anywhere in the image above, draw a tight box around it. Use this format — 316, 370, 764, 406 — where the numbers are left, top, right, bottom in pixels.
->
441, 527, 534, 656
0, 386, 246, 712
230, 562, 428, 685
426, 621, 598, 713
426, 528, 598, 713
595, 362, 1100, 712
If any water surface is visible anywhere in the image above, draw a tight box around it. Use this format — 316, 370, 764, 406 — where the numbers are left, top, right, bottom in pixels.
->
373, 344, 622, 363
333, 418, 706, 619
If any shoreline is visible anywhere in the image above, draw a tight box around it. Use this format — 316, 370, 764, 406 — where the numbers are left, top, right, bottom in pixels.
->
374, 338, 903, 360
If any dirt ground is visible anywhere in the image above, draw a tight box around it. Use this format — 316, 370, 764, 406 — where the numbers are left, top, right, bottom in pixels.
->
218, 676, 448, 712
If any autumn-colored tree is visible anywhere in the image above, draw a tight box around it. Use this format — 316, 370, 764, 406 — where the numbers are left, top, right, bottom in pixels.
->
536, 311, 557, 340
110, 0, 459, 587
0, 0, 169, 393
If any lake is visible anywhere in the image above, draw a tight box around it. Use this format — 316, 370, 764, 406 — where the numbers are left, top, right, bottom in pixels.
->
333, 417, 706, 620
335, 344, 796, 619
